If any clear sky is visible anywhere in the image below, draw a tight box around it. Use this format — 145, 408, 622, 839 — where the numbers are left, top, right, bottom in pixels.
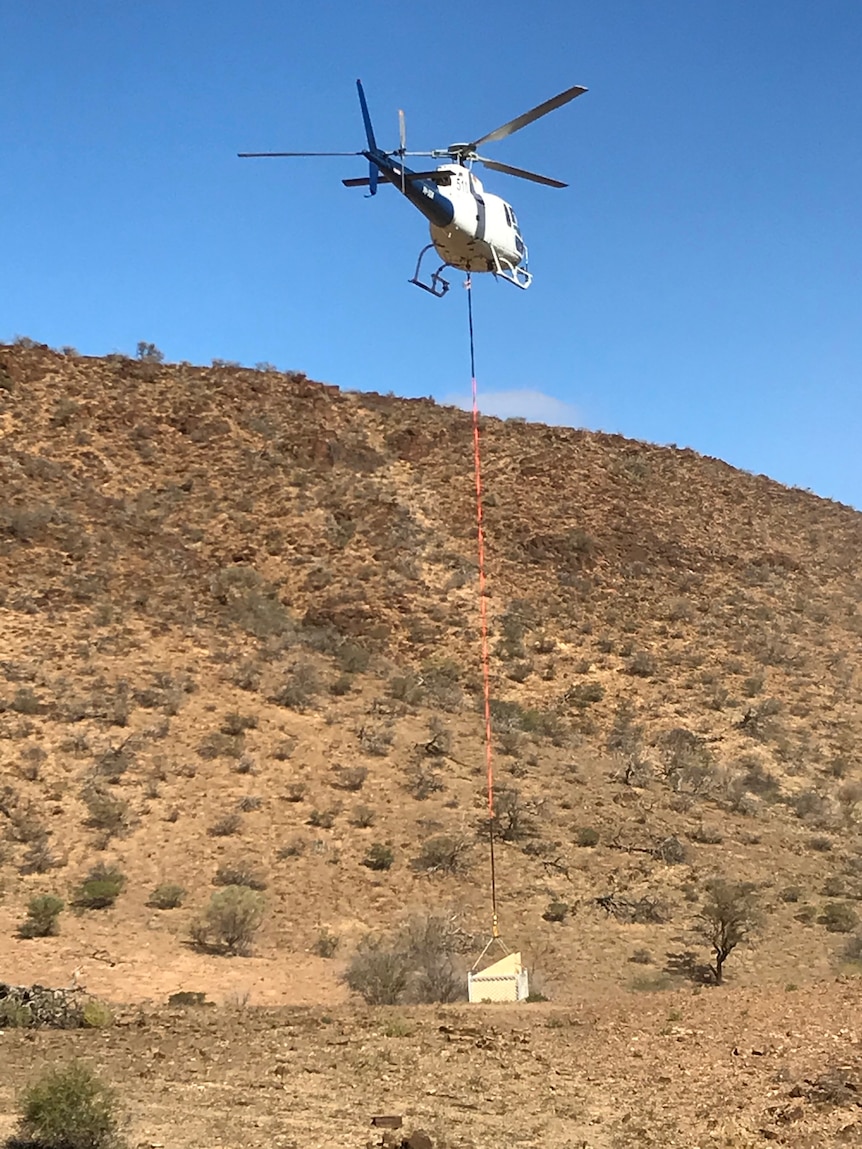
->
3, 1, 860, 508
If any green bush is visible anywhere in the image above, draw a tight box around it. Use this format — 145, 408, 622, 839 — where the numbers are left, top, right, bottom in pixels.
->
0, 999, 33, 1027
81, 1000, 113, 1029
820, 902, 859, 934
191, 885, 265, 955
15, 1061, 123, 1149
542, 900, 569, 923
575, 827, 600, 848
74, 864, 126, 910
147, 883, 186, 909
19, 894, 64, 938
362, 842, 394, 871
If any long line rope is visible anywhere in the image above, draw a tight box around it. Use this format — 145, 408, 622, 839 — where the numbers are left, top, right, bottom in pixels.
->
466, 274, 499, 940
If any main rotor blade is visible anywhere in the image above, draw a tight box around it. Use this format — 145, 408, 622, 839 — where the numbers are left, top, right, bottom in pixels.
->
237, 151, 364, 158
476, 156, 567, 188
469, 83, 587, 149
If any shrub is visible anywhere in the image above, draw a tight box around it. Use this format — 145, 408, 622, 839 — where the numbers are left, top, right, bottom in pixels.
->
575, 827, 600, 848
778, 885, 803, 903
311, 928, 340, 958
343, 913, 463, 1005
0, 999, 33, 1027
81, 1000, 113, 1029
271, 662, 320, 710
809, 835, 833, 853
276, 837, 306, 859
343, 936, 410, 1005
207, 812, 242, 837
819, 902, 859, 934
19, 894, 64, 938
567, 682, 605, 708
307, 806, 338, 829
15, 1061, 123, 1149
19, 838, 61, 875
191, 886, 265, 955
74, 863, 126, 909
220, 711, 258, 736
331, 765, 368, 792
403, 763, 444, 800
349, 804, 376, 828
626, 650, 657, 677
362, 842, 394, 871
629, 948, 653, 965
542, 901, 569, 923
81, 787, 129, 838
167, 991, 209, 1007
213, 861, 267, 890
487, 788, 535, 842
412, 834, 470, 875
148, 883, 186, 909
198, 731, 243, 761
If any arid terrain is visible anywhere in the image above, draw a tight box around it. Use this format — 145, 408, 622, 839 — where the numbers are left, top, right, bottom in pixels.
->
0, 340, 860, 1146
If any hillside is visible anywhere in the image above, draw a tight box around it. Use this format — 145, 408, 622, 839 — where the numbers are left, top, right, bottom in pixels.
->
1, 339, 861, 1018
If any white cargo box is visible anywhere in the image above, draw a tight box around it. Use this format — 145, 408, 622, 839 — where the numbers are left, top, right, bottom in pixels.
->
467, 950, 529, 1003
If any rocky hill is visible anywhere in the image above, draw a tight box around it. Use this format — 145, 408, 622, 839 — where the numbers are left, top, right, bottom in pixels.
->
1, 340, 861, 1011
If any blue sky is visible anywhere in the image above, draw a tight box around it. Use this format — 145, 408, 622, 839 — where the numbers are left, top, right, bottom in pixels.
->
2, 1, 860, 507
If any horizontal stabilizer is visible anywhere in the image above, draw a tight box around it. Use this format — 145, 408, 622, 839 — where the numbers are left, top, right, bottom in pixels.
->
342, 169, 451, 189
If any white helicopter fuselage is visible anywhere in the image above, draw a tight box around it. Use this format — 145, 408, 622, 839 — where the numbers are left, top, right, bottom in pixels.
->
428, 164, 526, 273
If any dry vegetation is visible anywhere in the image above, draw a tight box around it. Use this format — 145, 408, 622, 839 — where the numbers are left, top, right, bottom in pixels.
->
1, 340, 861, 1146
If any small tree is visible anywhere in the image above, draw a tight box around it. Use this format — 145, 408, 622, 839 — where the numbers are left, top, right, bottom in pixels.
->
695, 879, 760, 985
15, 1061, 123, 1149
19, 894, 64, 938
135, 341, 164, 363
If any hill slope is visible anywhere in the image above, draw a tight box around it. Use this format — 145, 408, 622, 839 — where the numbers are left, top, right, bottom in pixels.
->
0, 341, 860, 1006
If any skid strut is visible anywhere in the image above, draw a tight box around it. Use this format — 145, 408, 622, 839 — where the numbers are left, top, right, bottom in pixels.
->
409, 244, 451, 297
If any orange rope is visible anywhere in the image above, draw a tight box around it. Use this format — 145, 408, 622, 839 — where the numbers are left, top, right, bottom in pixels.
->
466, 275, 499, 938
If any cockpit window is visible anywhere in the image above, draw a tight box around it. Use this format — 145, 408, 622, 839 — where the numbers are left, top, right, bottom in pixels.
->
504, 204, 513, 226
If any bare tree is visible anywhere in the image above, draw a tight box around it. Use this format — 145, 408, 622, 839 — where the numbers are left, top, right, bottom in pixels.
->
695, 879, 761, 985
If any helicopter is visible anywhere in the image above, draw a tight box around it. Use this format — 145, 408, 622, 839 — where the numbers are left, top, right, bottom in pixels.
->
239, 79, 587, 296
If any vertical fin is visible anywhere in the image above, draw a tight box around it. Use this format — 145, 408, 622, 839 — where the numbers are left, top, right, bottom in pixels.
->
356, 79, 378, 194
356, 79, 377, 150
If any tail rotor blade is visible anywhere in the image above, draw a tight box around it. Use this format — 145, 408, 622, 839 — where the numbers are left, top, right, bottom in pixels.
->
469, 83, 587, 149
398, 109, 406, 154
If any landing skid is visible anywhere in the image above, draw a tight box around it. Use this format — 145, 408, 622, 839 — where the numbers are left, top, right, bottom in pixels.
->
409, 243, 532, 295
409, 244, 451, 297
